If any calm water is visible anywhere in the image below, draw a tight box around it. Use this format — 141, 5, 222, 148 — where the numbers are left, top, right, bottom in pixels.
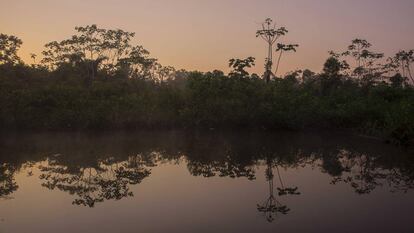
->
0, 130, 413, 233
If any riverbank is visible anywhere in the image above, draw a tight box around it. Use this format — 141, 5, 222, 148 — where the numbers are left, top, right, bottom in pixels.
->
1, 69, 413, 145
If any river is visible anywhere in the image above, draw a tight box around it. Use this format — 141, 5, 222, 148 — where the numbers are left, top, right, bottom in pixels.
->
0, 130, 413, 233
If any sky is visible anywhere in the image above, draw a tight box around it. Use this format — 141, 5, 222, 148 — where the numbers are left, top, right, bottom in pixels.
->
1, 0, 414, 75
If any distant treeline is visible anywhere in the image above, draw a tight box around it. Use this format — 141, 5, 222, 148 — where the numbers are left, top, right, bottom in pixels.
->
0, 25, 413, 145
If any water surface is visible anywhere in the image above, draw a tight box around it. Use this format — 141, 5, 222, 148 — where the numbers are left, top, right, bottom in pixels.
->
0, 131, 413, 233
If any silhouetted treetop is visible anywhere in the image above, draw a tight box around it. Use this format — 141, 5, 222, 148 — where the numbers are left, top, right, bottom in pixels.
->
0, 33, 22, 65
39, 24, 178, 84
228, 57, 256, 78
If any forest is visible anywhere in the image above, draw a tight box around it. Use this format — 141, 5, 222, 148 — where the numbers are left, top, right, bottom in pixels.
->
1, 23, 413, 145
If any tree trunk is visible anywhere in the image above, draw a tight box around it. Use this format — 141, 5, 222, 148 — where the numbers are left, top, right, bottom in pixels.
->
275, 51, 283, 77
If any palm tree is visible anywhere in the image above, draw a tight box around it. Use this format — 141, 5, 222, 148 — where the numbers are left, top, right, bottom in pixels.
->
30, 53, 37, 64
274, 43, 299, 77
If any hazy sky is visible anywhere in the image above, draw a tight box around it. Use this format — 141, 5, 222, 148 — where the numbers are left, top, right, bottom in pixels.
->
1, 0, 414, 75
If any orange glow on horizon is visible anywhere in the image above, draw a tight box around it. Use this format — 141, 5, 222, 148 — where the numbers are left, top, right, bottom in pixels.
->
1, 0, 413, 75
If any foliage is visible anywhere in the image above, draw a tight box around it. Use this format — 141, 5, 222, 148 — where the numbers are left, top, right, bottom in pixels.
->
228, 57, 256, 78
256, 18, 291, 83
0, 31, 414, 145
0, 33, 22, 65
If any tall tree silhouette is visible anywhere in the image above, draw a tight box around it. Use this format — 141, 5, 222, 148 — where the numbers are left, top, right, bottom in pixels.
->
336, 39, 384, 86
274, 43, 299, 76
228, 57, 256, 78
392, 50, 414, 84
256, 18, 288, 83
41, 25, 157, 85
0, 33, 22, 65
30, 53, 37, 64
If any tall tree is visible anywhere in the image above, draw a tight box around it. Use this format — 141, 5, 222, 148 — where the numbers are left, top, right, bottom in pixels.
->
393, 50, 414, 84
256, 18, 288, 83
274, 43, 299, 76
30, 53, 37, 64
228, 57, 256, 78
157, 65, 176, 83
0, 33, 22, 65
41, 25, 156, 84
342, 39, 384, 81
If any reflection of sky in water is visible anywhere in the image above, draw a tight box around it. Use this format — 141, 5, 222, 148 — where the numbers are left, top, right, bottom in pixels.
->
0, 131, 413, 233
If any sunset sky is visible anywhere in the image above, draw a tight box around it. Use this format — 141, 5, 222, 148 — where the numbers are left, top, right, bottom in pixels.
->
1, 0, 414, 75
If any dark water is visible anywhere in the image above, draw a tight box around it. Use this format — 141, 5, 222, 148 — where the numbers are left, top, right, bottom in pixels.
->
0, 130, 413, 233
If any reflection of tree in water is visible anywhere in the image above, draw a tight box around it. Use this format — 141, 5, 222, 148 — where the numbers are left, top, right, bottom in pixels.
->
257, 159, 300, 222
2, 131, 414, 210
325, 150, 414, 194
0, 163, 18, 198
38, 153, 156, 207
187, 154, 256, 180
186, 144, 256, 180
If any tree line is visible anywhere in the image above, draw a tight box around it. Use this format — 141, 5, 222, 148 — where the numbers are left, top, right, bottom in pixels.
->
0, 23, 413, 145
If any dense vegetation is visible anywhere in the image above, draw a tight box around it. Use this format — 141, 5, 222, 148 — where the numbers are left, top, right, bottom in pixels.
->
1, 25, 414, 145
